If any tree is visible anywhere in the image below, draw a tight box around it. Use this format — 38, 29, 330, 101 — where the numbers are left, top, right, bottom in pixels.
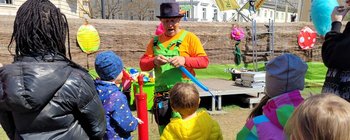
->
126, 0, 156, 20
78, 0, 93, 18
105, 0, 123, 19
83, 0, 123, 19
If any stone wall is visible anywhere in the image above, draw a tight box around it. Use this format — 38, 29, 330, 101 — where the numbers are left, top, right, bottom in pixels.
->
0, 16, 327, 68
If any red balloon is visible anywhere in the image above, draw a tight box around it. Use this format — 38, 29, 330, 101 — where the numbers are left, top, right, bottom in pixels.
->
298, 26, 317, 50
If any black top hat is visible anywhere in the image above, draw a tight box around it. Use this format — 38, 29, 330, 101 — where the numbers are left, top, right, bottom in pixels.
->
157, 2, 184, 18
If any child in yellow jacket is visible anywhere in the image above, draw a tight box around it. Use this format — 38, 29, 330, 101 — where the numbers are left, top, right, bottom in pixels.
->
160, 83, 223, 140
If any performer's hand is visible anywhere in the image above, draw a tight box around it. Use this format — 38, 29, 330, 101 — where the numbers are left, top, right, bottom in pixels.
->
332, 6, 349, 22
154, 55, 168, 67
168, 56, 185, 68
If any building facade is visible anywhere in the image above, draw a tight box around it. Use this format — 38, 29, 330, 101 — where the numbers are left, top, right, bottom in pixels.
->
0, 0, 87, 18
174, 0, 299, 23
176, 0, 236, 22
0, 0, 306, 22
252, 0, 299, 23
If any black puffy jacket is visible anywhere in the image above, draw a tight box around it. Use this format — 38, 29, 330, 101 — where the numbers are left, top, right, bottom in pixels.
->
0, 56, 106, 140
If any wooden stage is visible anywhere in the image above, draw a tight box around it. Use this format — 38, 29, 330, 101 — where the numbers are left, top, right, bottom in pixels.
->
196, 79, 265, 111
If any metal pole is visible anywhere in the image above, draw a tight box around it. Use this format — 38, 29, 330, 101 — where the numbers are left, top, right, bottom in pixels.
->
284, 0, 289, 22
190, 0, 194, 21
101, 0, 105, 19
274, 0, 277, 22
212, 96, 216, 111
297, 0, 303, 22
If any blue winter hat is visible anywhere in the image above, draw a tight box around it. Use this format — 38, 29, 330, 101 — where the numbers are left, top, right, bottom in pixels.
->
95, 51, 124, 81
265, 53, 308, 97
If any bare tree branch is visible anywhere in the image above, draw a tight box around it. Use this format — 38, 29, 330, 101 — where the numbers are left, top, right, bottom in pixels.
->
105, 0, 122, 19
77, 0, 93, 18
89, 0, 122, 19
127, 0, 156, 20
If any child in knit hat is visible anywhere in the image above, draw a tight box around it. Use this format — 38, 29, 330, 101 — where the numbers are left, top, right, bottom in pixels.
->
94, 50, 142, 140
237, 53, 307, 140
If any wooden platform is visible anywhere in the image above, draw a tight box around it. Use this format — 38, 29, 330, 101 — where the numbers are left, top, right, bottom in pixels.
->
196, 79, 265, 111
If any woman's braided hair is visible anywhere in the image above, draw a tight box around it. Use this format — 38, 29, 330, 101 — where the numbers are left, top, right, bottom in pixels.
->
8, 0, 74, 62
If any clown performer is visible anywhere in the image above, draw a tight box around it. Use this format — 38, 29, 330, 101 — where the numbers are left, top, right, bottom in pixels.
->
139, 2, 209, 134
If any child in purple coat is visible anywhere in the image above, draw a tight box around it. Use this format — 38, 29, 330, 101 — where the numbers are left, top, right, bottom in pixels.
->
95, 51, 142, 140
237, 54, 307, 140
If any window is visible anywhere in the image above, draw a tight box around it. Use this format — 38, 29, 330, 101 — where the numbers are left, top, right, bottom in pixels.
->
213, 9, 218, 21
82, 1, 89, 10
83, 1, 89, 6
223, 13, 227, 22
276, 12, 279, 20
202, 8, 206, 20
264, 10, 267, 18
270, 11, 273, 18
0, 0, 13, 4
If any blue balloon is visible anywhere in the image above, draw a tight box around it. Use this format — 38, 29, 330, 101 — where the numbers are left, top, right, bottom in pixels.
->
179, 66, 209, 92
311, 0, 338, 36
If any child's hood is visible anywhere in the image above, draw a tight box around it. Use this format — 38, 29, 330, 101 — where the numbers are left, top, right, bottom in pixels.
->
0, 62, 71, 113
94, 80, 122, 101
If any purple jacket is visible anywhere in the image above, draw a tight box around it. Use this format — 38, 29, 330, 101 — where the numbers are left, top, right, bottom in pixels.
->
237, 90, 304, 140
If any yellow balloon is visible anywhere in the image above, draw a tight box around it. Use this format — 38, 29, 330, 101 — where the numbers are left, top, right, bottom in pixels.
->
77, 24, 100, 54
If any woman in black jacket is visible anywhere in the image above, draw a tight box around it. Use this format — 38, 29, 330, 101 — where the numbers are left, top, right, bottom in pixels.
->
0, 0, 106, 139
322, 5, 350, 101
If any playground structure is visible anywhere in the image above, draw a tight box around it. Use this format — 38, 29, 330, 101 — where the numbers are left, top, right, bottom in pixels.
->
251, 18, 275, 71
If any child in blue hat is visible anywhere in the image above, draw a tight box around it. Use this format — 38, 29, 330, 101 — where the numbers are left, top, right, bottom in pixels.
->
95, 50, 143, 140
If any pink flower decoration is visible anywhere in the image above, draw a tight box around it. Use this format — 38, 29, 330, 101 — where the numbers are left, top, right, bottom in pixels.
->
155, 23, 164, 35
231, 27, 245, 41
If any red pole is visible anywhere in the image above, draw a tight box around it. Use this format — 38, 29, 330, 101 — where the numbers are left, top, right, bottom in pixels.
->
135, 74, 148, 140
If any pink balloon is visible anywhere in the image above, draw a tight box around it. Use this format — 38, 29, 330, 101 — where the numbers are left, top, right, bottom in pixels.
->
155, 23, 164, 35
